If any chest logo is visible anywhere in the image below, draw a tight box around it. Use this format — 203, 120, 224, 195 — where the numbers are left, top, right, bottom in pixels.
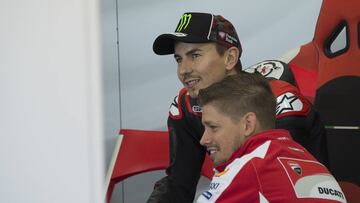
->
288, 161, 302, 176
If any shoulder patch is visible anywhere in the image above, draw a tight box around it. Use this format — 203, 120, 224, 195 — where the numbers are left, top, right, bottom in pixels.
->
276, 92, 304, 116
185, 95, 202, 116
245, 60, 295, 85
245, 60, 285, 78
169, 95, 180, 117
169, 88, 187, 120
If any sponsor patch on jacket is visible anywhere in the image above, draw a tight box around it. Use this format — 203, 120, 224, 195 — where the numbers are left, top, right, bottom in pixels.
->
318, 187, 345, 200
276, 92, 303, 115
192, 105, 202, 113
202, 191, 213, 200
288, 161, 302, 175
245, 60, 285, 80
278, 157, 346, 202
169, 95, 180, 116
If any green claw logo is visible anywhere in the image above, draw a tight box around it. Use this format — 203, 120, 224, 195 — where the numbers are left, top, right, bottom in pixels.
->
176, 14, 192, 32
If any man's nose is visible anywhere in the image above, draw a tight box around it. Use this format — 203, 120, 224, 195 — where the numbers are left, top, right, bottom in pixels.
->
200, 130, 210, 146
178, 59, 193, 75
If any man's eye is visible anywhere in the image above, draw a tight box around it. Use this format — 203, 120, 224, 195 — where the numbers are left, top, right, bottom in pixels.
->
175, 57, 182, 63
192, 54, 200, 59
209, 125, 218, 131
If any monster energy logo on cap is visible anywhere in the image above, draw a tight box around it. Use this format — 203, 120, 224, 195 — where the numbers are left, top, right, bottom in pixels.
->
152, 12, 242, 56
176, 13, 192, 32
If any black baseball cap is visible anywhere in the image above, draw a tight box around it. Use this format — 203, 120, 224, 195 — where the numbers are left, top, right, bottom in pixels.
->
153, 12, 242, 56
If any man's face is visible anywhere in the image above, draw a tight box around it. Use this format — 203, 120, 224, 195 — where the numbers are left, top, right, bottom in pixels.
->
200, 104, 246, 166
174, 42, 229, 98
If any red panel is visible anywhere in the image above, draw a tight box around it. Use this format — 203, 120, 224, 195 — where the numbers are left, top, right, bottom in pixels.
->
112, 129, 170, 181
106, 129, 214, 202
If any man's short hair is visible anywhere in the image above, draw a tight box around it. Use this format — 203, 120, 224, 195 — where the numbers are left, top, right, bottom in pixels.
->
198, 72, 276, 129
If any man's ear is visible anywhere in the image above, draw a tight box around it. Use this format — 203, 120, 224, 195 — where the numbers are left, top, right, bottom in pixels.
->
243, 112, 257, 137
225, 47, 240, 71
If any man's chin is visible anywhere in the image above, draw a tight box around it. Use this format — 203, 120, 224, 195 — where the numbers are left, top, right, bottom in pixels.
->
187, 89, 199, 98
212, 160, 220, 167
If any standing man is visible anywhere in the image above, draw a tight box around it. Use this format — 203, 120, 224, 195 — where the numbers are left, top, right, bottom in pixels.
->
196, 73, 345, 203
148, 12, 328, 203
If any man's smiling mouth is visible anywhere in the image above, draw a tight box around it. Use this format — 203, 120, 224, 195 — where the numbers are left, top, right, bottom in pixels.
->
185, 79, 200, 88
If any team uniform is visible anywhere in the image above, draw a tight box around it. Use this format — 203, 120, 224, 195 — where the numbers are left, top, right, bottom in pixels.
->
147, 71, 329, 203
196, 129, 346, 203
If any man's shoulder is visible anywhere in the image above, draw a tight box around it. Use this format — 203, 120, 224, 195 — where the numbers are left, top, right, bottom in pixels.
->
270, 80, 311, 118
168, 88, 186, 119
244, 59, 312, 118
244, 59, 296, 85
270, 79, 302, 97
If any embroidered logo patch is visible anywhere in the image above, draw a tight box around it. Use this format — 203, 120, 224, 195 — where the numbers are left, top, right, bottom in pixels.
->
176, 13, 192, 32
192, 105, 202, 113
169, 96, 180, 116
278, 157, 346, 202
245, 60, 285, 79
288, 161, 302, 176
276, 92, 303, 115
202, 191, 213, 200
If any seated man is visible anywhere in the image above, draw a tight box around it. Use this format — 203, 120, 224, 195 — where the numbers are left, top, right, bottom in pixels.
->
196, 73, 346, 203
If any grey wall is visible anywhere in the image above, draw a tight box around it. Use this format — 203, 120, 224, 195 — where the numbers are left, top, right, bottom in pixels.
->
101, 0, 323, 202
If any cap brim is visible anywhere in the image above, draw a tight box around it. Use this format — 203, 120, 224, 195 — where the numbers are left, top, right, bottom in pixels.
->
153, 33, 210, 55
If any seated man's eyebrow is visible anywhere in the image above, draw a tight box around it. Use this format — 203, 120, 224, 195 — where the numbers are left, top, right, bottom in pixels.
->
202, 120, 210, 126
174, 48, 202, 60
186, 48, 202, 56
